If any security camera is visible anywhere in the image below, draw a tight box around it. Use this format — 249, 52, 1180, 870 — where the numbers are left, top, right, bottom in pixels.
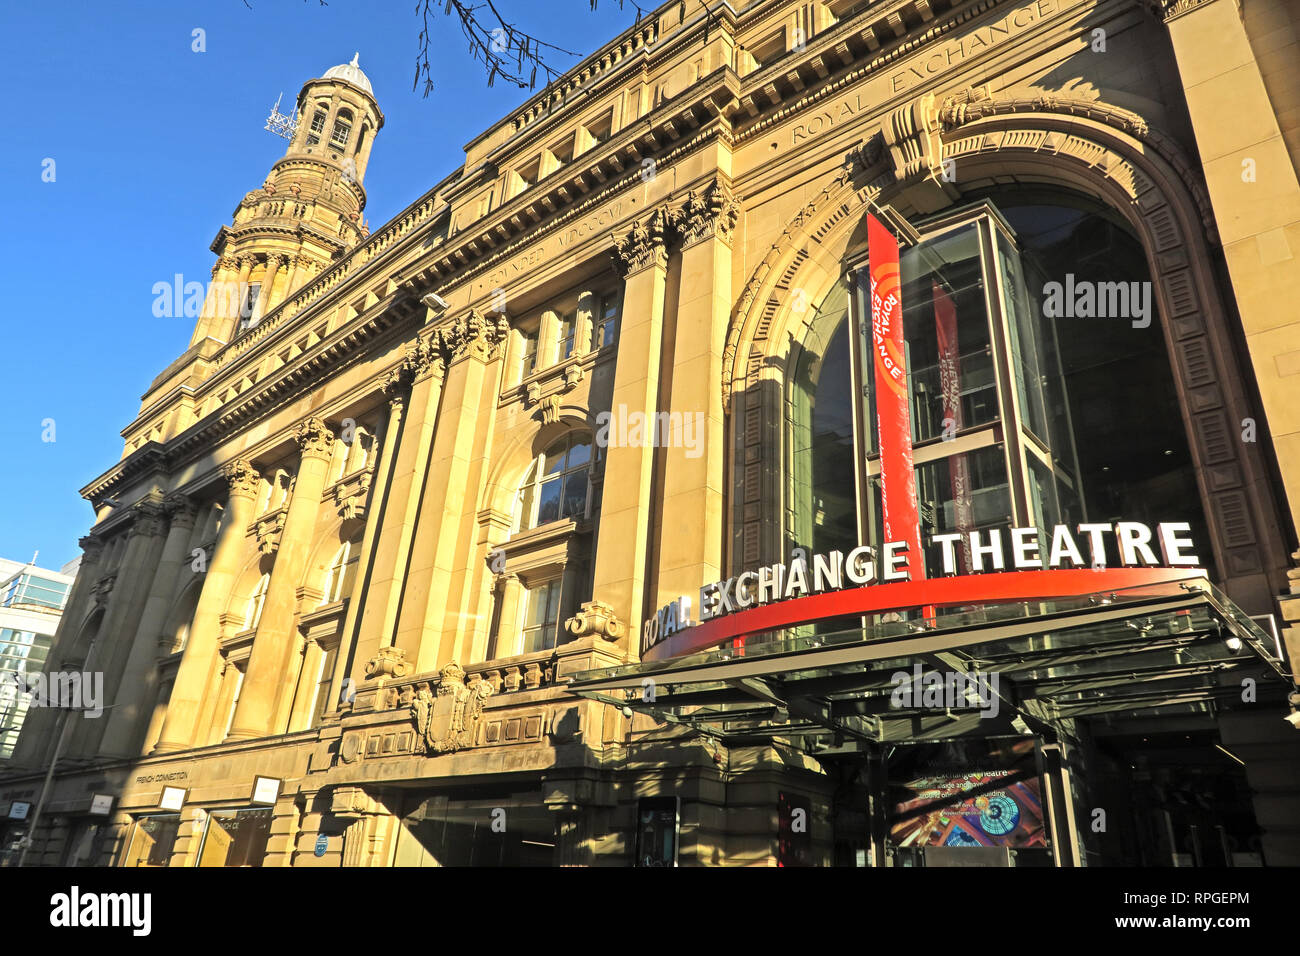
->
421, 292, 449, 312
1284, 711, 1300, 729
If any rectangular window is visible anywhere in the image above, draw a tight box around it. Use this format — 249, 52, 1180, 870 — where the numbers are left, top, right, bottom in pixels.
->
311, 643, 340, 727
309, 110, 327, 134
521, 327, 539, 379
239, 283, 262, 330
557, 310, 577, 361
121, 814, 181, 868
584, 110, 613, 146
521, 579, 563, 653
593, 291, 621, 350
197, 808, 273, 867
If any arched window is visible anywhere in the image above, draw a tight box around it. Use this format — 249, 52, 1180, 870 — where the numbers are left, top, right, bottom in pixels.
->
321, 540, 360, 605
515, 433, 593, 532
244, 573, 270, 631
305, 108, 327, 146
786, 192, 1214, 589
331, 110, 353, 149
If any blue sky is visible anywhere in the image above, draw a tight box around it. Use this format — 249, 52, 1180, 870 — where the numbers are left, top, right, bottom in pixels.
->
1, 0, 643, 568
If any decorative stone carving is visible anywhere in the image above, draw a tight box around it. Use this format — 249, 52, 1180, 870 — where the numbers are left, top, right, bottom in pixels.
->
613, 206, 672, 275
78, 535, 104, 566
129, 498, 168, 538
163, 493, 198, 529
399, 335, 448, 384
224, 459, 261, 499
334, 470, 373, 520
90, 573, 116, 608
410, 662, 494, 755
433, 309, 511, 362
255, 510, 286, 555
538, 394, 562, 424
295, 416, 334, 461
365, 645, 412, 680
525, 381, 542, 406
565, 599, 625, 641
674, 178, 740, 248
882, 91, 955, 212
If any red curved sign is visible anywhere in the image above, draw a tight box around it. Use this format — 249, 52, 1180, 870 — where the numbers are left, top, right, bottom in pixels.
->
642, 567, 1206, 662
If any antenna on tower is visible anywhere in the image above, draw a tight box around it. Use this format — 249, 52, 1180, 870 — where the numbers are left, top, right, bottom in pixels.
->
265, 92, 298, 141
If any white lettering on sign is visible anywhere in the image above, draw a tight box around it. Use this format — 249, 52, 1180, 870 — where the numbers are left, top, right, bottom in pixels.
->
644, 521, 1200, 656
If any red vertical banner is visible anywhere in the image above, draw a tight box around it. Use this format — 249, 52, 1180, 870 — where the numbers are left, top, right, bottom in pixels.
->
934, 280, 974, 574
868, 214, 926, 582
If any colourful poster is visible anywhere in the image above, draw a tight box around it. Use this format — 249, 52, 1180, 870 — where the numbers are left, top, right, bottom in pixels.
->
868, 213, 925, 581
890, 772, 1047, 848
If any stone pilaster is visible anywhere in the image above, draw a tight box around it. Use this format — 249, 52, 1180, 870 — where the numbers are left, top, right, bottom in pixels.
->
98, 494, 199, 756
354, 341, 448, 680
153, 460, 259, 753
590, 207, 673, 651
227, 417, 335, 740
654, 178, 737, 614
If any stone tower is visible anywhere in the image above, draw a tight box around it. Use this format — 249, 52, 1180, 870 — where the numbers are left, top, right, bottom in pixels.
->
190, 54, 385, 346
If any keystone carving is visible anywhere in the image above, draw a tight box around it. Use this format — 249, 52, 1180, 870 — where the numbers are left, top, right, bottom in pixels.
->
882, 91, 956, 213
565, 599, 625, 641
295, 416, 335, 461
410, 662, 494, 755
255, 511, 286, 555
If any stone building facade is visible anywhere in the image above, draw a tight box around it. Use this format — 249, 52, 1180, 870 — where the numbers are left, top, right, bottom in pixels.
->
2, 0, 1299, 867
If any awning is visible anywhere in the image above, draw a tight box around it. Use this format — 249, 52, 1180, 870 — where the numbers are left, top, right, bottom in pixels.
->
566, 577, 1292, 754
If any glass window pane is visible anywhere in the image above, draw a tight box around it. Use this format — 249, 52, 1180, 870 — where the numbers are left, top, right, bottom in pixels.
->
544, 441, 568, 475
561, 471, 588, 519
566, 439, 591, 469
536, 478, 562, 524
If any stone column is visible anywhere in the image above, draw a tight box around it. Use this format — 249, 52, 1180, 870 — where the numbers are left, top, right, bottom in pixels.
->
254, 254, 285, 322
73, 497, 169, 757
491, 572, 524, 659
1160, 0, 1300, 533
222, 255, 256, 340
98, 494, 199, 756
190, 257, 237, 346
575, 290, 596, 359
153, 461, 259, 754
589, 208, 672, 649
354, 342, 448, 674
394, 313, 507, 671
655, 179, 737, 611
227, 417, 334, 741
328, 386, 404, 711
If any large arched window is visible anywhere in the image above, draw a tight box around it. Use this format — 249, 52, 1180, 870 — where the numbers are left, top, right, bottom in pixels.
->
787, 193, 1215, 586
514, 433, 593, 532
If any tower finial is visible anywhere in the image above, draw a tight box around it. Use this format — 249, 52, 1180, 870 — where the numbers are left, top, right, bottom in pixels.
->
351, 52, 360, 68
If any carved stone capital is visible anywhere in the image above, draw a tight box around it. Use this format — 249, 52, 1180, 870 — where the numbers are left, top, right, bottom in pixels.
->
129, 497, 168, 538
163, 493, 198, 530
78, 535, 105, 565
674, 179, 740, 248
613, 206, 673, 276
435, 309, 510, 363
400, 336, 448, 384
295, 417, 335, 461
565, 600, 625, 641
224, 459, 261, 500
